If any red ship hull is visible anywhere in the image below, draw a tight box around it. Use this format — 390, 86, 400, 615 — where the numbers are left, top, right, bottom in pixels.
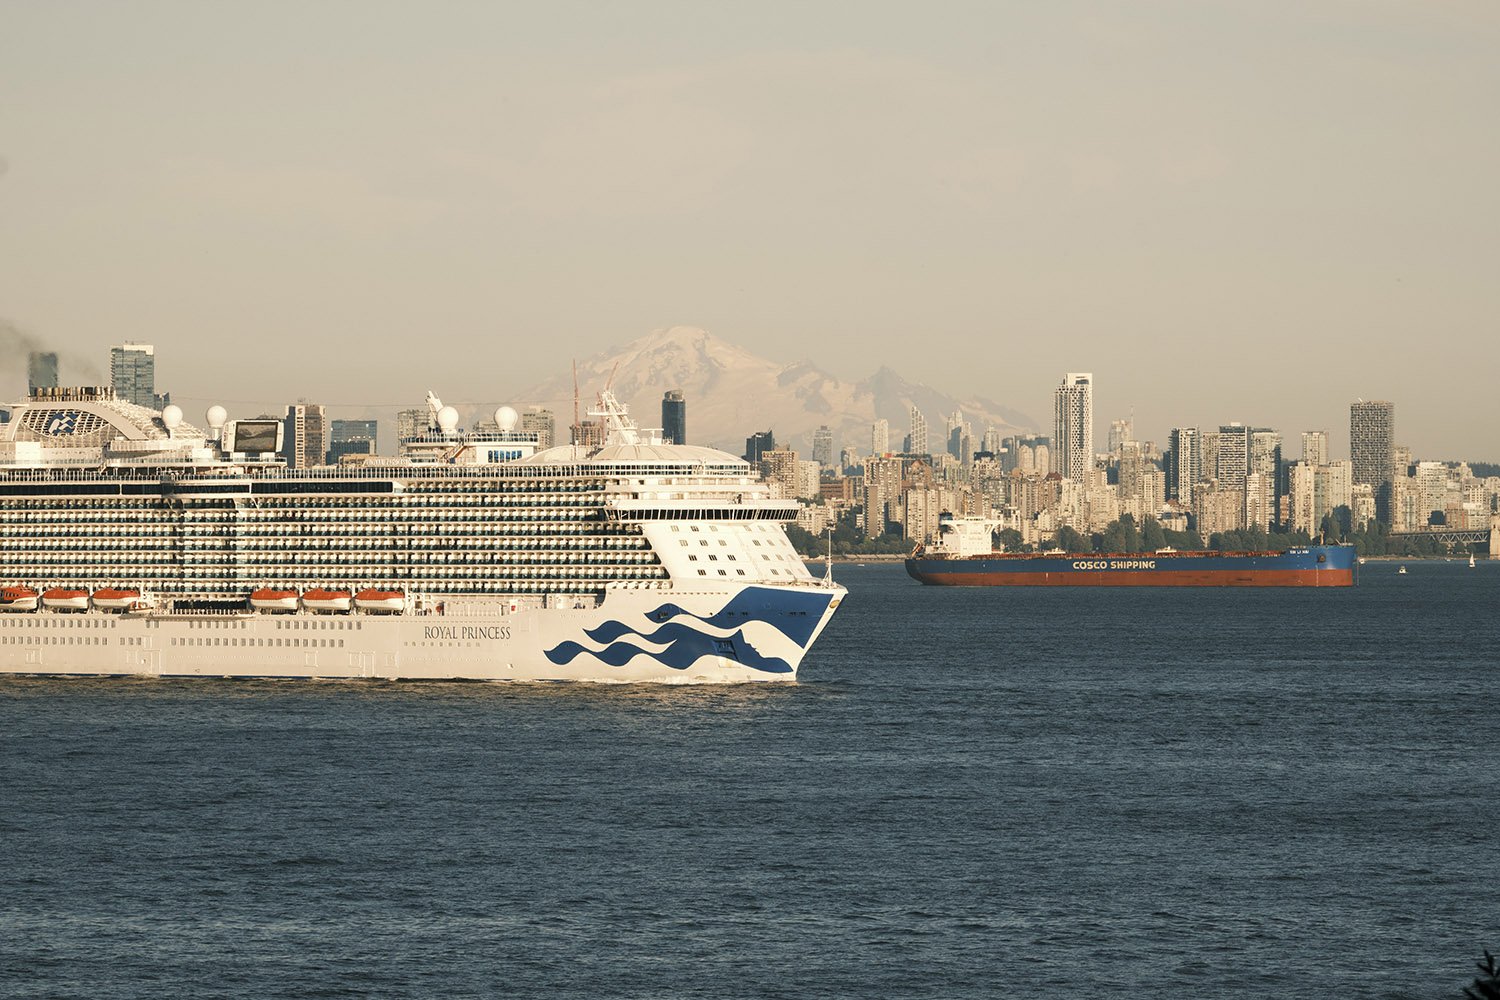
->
908, 568, 1355, 587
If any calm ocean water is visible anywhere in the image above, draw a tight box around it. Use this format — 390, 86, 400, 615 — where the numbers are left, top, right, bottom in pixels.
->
2, 561, 1497, 999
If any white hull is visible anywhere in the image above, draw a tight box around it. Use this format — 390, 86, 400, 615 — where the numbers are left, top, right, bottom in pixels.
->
0, 583, 844, 683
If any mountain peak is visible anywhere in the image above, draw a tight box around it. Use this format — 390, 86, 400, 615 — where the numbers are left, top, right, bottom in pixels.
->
519, 328, 1034, 453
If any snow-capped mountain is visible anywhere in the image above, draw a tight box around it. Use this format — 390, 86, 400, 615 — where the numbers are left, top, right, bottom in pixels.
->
517, 326, 1035, 455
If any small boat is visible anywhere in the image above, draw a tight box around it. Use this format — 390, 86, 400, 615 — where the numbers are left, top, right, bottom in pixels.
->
0, 586, 39, 613
1397, 565, 1408, 575
92, 587, 146, 611
249, 588, 300, 613
1470, 555, 1477, 568
302, 588, 353, 613
42, 587, 90, 612
1358, 557, 1367, 565
354, 588, 406, 613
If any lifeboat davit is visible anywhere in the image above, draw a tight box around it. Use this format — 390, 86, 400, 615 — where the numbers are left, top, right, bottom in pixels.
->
354, 588, 406, 613
0, 586, 39, 613
302, 588, 352, 614
42, 587, 90, 612
92, 588, 147, 611
250, 588, 300, 613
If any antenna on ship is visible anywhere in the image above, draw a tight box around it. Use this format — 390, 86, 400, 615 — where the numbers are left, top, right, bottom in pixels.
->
824, 527, 835, 586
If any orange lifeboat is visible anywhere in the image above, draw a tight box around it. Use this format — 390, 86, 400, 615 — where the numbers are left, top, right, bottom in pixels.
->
250, 588, 300, 613
92, 588, 146, 611
0, 586, 39, 613
42, 587, 90, 612
302, 588, 352, 614
354, 588, 406, 613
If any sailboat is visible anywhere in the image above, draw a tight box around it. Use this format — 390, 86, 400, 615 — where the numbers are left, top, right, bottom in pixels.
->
1470, 554, 1477, 568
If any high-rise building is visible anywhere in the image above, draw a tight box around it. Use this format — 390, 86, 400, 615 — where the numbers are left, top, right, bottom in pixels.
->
1117, 441, 1145, 505
762, 448, 800, 496
1350, 400, 1395, 522
909, 406, 929, 456
282, 402, 326, 470
1053, 373, 1093, 481
863, 456, 904, 539
397, 407, 428, 443
661, 390, 685, 445
1107, 417, 1133, 456
1214, 423, 1250, 490
326, 418, 378, 464
871, 419, 889, 456
810, 425, 834, 468
27, 352, 58, 396
1250, 429, 1284, 526
1301, 431, 1329, 467
111, 343, 166, 409
744, 430, 776, 464
1167, 427, 1200, 505
521, 407, 555, 449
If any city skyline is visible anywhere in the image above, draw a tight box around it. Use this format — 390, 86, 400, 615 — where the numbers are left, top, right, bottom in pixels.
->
3, 328, 1492, 467
2, 4, 1497, 458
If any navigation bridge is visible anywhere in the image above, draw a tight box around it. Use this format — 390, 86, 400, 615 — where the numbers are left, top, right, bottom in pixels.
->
1388, 515, 1500, 557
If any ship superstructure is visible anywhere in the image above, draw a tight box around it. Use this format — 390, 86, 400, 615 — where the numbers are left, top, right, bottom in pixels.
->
0, 387, 843, 681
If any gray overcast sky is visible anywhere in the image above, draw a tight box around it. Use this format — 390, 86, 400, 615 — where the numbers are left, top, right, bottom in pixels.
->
2, 1, 1496, 459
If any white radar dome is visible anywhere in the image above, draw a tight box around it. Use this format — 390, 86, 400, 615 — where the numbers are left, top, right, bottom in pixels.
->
206, 405, 228, 429
495, 406, 519, 432
437, 405, 460, 433
161, 404, 183, 431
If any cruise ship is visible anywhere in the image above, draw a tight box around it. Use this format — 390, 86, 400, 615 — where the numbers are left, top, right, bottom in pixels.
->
0, 386, 844, 682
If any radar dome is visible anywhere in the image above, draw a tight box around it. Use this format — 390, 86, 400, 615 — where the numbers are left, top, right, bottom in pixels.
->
437, 405, 460, 433
206, 405, 228, 429
495, 406, 519, 432
161, 404, 183, 431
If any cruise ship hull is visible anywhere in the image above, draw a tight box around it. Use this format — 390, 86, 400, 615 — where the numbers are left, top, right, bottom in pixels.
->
906, 547, 1356, 587
0, 585, 844, 683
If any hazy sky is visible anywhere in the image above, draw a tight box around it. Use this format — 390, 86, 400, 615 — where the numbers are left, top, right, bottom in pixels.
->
2, 1, 1496, 458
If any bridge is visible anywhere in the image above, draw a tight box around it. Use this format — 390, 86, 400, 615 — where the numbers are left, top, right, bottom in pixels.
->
1389, 515, 1500, 557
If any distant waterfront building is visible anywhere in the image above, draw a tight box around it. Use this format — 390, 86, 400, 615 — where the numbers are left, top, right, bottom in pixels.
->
1167, 427, 1200, 505
521, 407, 555, 449
1302, 431, 1329, 467
27, 352, 58, 396
744, 430, 776, 464
1053, 373, 1093, 481
797, 460, 822, 501
871, 419, 890, 456
1350, 400, 1395, 522
111, 343, 167, 409
812, 424, 834, 468
282, 402, 326, 470
909, 406, 929, 456
863, 456, 904, 539
661, 390, 685, 445
762, 448, 800, 496
327, 418, 377, 464
1214, 423, 1250, 490
397, 407, 428, 443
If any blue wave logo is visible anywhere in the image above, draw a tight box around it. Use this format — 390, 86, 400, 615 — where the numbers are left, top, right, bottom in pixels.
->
44, 411, 82, 436
544, 587, 833, 674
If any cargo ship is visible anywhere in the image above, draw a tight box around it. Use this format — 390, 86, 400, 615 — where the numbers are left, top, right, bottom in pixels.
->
0, 385, 844, 682
905, 515, 1356, 587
